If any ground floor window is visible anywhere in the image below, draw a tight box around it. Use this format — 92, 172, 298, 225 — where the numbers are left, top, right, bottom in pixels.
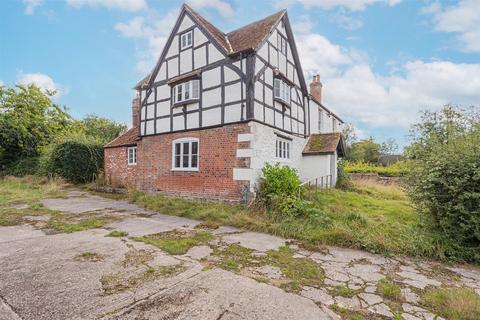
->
128, 146, 137, 165
275, 137, 291, 160
172, 138, 199, 170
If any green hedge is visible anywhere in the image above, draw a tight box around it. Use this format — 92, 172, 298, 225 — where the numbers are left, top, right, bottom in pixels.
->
344, 160, 406, 177
46, 141, 104, 183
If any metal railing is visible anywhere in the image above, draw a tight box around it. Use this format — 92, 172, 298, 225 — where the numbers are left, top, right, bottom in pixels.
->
300, 174, 333, 190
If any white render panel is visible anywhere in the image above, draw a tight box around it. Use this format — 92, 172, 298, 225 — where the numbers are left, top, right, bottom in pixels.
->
287, 63, 294, 80
269, 46, 278, 68
224, 104, 242, 123
202, 67, 221, 89
277, 22, 286, 36
167, 37, 179, 58
255, 57, 264, 74
275, 111, 283, 128
236, 148, 253, 157
186, 103, 199, 111
224, 66, 239, 83
156, 117, 170, 133
202, 108, 221, 127
172, 115, 184, 131
233, 168, 253, 181
157, 84, 170, 100
194, 28, 208, 46
140, 121, 145, 134
186, 112, 199, 129
208, 44, 223, 64
156, 101, 170, 117
202, 87, 221, 108
146, 120, 154, 135
254, 101, 263, 121
179, 49, 193, 74
146, 105, 155, 119
265, 106, 274, 125
193, 46, 207, 69
167, 58, 179, 78
264, 67, 273, 86
279, 54, 286, 75
140, 106, 146, 121
178, 15, 194, 32
238, 133, 253, 142
254, 82, 263, 102
264, 85, 273, 104
225, 82, 242, 103
257, 44, 268, 61
155, 63, 166, 82
147, 91, 155, 103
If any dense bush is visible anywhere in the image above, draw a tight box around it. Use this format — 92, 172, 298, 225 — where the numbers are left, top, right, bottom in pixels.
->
1, 157, 39, 177
336, 160, 353, 190
405, 105, 480, 262
258, 163, 304, 200
344, 160, 406, 177
45, 140, 104, 183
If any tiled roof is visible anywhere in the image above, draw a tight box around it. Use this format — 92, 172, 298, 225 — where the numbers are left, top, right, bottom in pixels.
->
227, 10, 285, 53
303, 132, 344, 156
104, 126, 140, 148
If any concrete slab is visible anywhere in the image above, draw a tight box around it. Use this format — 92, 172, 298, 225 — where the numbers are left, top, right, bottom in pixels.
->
222, 232, 285, 252
106, 214, 200, 237
0, 225, 45, 244
107, 269, 334, 320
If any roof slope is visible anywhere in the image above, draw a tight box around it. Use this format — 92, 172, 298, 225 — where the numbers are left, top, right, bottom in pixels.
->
104, 126, 139, 148
303, 132, 344, 156
227, 10, 285, 53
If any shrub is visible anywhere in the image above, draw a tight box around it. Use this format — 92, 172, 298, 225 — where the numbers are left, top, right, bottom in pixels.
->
344, 160, 406, 177
258, 163, 304, 200
45, 140, 104, 183
1, 157, 39, 176
405, 105, 480, 263
336, 160, 353, 189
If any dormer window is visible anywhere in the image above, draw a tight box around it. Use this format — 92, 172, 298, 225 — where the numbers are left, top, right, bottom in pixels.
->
173, 79, 199, 104
180, 31, 192, 50
274, 78, 290, 105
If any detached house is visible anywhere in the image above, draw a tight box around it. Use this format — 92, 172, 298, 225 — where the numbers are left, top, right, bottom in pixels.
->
104, 4, 345, 201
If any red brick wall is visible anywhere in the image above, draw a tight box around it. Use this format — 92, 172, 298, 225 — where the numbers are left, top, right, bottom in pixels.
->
104, 146, 137, 188
104, 123, 251, 201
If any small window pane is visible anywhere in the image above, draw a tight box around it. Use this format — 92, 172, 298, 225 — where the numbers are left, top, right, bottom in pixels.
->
191, 141, 198, 155
182, 142, 189, 167
274, 79, 280, 98
185, 81, 190, 100
191, 155, 197, 168
177, 84, 183, 102
192, 80, 199, 99
174, 143, 181, 168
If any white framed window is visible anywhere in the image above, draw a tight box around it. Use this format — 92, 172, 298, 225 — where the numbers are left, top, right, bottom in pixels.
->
180, 31, 192, 50
172, 138, 199, 171
333, 118, 337, 131
173, 79, 199, 104
275, 137, 291, 160
278, 34, 287, 55
127, 146, 137, 165
318, 109, 324, 132
274, 78, 291, 104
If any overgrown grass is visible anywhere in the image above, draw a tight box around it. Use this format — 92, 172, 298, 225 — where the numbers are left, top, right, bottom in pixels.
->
344, 161, 406, 177
48, 215, 111, 233
106, 230, 129, 237
0, 176, 65, 205
133, 230, 214, 255
421, 288, 480, 320
376, 278, 402, 301
105, 182, 458, 262
328, 285, 359, 298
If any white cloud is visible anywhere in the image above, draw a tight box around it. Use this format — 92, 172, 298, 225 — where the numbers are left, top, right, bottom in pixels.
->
23, 0, 43, 15
422, 0, 480, 52
275, 0, 401, 11
329, 9, 363, 30
187, 0, 235, 18
66, 0, 147, 12
17, 73, 68, 98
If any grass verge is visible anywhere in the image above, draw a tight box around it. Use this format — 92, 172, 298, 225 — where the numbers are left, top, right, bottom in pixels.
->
0, 176, 65, 205
421, 288, 480, 320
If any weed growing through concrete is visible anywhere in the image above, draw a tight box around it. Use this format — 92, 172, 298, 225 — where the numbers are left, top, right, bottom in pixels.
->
132, 230, 214, 255
75, 251, 103, 262
328, 285, 359, 298
107, 230, 129, 237
376, 278, 402, 301
421, 287, 480, 320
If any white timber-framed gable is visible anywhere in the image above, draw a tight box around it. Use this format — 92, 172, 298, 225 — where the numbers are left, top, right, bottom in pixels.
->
251, 12, 309, 138
137, 5, 248, 137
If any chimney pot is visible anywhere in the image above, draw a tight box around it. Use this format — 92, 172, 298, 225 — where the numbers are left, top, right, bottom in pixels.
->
310, 74, 322, 103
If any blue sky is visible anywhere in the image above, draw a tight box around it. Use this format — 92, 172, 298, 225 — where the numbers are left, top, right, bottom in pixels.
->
1, 0, 479, 149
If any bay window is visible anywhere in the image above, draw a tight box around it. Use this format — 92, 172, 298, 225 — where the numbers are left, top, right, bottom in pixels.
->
274, 78, 290, 105
172, 138, 199, 170
173, 79, 199, 104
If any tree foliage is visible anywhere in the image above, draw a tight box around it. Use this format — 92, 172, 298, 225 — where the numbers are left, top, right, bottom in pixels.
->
348, 137, 381, 163
0, 85, 73, 165
79, 114, 127, 144
405, 105, 480, 262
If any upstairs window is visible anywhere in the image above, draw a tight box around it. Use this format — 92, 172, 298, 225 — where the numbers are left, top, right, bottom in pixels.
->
318, 109, 324, 132
173, 79, 199, 104
275, 137, 291, 160
333, 118, 337, 131
274, 78, 290, 105
128, 146, 137, 165
278, 34, 287, 55
180, 31, 192, 50
172, 138, 199, 170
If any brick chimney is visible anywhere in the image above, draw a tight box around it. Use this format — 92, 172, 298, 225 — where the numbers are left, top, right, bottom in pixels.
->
309, 74, 322, 103
132, 94, 140, 128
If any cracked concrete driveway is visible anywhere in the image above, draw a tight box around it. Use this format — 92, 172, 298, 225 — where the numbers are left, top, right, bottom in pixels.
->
1, 191, 479, 320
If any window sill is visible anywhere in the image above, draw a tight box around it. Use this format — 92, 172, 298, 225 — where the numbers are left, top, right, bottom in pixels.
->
128, 163, 137, 166
172, 99, 199, 108
274, 97, 291, 107
171, 167, 199, 172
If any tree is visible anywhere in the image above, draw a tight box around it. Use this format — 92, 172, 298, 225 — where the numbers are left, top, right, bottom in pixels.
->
348, 137, 381, 163
380, 138, 399, 155
405, 105, 480, 262
79, 114, 127, 144
0, 85, 73, 166
341, 123, 357, 157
